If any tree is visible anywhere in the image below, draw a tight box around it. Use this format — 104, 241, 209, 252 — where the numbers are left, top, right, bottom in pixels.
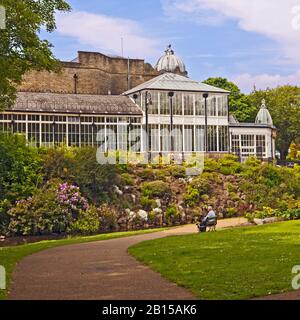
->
248, 86, 300, 160
203, 77, 257, 122
0, 0, 71, 110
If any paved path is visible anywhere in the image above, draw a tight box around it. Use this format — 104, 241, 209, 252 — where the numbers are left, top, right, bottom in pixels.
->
8, 218, 246, 300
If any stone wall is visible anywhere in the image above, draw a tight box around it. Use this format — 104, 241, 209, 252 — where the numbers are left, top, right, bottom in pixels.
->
19, 51, 160, 95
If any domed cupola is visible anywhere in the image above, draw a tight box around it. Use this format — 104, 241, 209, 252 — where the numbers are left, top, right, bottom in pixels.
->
255, 99, 273, 126
155, 45, 187, 75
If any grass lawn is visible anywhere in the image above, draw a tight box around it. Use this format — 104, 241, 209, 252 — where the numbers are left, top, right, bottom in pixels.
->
0, 228, 167, 300
129, 221, 300, 300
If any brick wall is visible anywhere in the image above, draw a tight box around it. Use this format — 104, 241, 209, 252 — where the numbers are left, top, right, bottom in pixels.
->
19, 51, 160, 95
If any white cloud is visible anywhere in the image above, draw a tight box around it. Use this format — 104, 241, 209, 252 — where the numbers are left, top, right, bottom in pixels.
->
232, 70, 300, 93
163, 0, 300, 64
55, 11, 161, 59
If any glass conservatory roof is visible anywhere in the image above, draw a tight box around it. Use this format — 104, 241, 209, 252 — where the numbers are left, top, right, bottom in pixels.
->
123, 73, 230, 95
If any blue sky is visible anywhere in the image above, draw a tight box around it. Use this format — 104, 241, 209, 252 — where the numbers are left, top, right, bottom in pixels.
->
42, 0, 300, 92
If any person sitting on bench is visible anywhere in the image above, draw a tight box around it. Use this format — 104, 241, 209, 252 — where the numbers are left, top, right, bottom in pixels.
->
203, 206, 217, 231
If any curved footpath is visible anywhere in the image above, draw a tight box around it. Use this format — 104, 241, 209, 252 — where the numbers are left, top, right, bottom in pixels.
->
10, 217, 293, 300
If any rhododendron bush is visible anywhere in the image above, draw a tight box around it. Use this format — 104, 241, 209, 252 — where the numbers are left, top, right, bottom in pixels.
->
7, 180, 97, 236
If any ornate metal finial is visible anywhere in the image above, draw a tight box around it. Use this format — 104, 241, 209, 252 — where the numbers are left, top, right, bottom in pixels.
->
165, 44, 174, 55
261, 99, 266, 108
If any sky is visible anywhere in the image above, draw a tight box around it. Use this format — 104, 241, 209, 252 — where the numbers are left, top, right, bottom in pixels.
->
42, 0, 300, 93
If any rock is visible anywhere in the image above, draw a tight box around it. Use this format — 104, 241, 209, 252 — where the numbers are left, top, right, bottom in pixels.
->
153, 207, 162, 214
253, 218, 264, 225
129, 211, 136, 218
124, 186, 132, 193
262, 217, 283, 224
0, 235, 5, 242
125, 208, 131, 215
155, 199, 162, 208
113, 185, 123, 196
117, 216, 128, 224
178, 205, 184, 212
187, 178, 193, 184
138, 210, 148, 221
131, 194, 136, 204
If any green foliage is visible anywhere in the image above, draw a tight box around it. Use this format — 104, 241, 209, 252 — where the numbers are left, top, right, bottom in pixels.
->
98, 204, 118, 232
165, 205, 180, 223
0, 0, 71, 110
203, 157, 220, 172
7, 180, 90, 236
41, 145, 75, 181
138, 168, 155, 180
141, 180, 171, 198
169, 165, 186, 178
0, 133, 42, 203
70, 147, 118, 204
140, 196, 157, 211
203, 77, 256, 122
8, 182, 69, 236
69, 206, 100, 235
226, 207, 238, 218
184, 186, 201, 207
184, 172, 216, 207
246, 206, 300, 222
0, 199, 12, 234
120, 173, 134, 186
287, 143, 300, 160
218, 155, 242, 175
248, 86, 300, 159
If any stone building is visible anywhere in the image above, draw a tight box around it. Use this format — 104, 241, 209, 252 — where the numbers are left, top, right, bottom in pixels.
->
18, 45, 187, 96
1, 45, 276, 161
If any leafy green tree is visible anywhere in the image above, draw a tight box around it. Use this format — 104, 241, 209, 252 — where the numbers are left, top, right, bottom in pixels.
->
248, 86, 300, 159
0, 0, 71, 110
203, 77, 257, 122
0, 133, 42, 201
0, 132, 42, 233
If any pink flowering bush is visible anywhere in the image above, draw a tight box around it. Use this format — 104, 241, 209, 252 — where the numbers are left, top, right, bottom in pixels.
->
8, 180, 97, 236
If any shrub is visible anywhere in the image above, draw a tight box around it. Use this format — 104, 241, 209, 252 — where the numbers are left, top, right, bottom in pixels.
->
141, 181, 171, 198
70, 147, 118, 204
138, 168, 155, 180
204, 157, 220, 172
165, 205, 180, 223
0, 133, 42, 203
0, 200, 12, 235
140, 196, 157, 211
190, 176, 211, 195
218, 155, 242, 175
7, 181, 89, 236
41, 146, 75, 181
280, 208, 300, 220
98, 204, 118, 232
226, 207, 238, 218
183, 186, 200, 207
69, 206, 100, 235
120, 173, 134, 186
148, 210, 157, 224
169, 165, 186, 178
155, 169, 170, 180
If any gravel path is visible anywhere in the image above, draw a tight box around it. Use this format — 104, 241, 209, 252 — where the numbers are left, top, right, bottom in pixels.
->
8, 218, 247, 300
